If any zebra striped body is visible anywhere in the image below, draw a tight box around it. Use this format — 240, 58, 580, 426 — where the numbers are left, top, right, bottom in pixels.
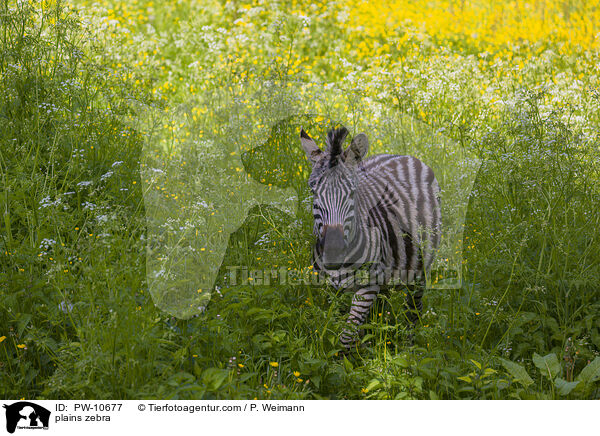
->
300, 127, 441, 351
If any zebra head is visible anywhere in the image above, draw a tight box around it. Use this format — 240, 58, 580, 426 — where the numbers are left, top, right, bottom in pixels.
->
300, 126, 369, 270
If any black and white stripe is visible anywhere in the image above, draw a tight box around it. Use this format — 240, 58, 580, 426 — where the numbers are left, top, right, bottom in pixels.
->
300, 126, 441, 351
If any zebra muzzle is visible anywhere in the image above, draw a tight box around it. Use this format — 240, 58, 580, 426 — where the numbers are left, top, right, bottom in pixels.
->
321, 224, 346, 270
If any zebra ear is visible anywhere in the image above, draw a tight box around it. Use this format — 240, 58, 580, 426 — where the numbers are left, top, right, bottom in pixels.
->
345, 133, 369, 166
300, 128, 323, 164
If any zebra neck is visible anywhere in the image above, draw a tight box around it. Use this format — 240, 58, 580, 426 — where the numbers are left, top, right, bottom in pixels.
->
348, 196, 370, 249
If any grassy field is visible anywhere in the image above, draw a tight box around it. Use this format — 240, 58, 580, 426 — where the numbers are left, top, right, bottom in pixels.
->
1, 0, 600, 399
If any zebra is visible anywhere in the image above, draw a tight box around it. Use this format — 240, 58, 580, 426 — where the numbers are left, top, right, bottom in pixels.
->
300, 126, 441, 351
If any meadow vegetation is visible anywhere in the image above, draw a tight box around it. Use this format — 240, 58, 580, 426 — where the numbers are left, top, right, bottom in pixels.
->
1, 0, 599, 399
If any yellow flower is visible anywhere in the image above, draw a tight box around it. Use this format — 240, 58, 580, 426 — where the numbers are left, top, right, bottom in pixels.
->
238, 363, 244, 368
296, 378, 303, 383
293, 371, 300, 377
17, 344, 26, 349
269, 361, 279, 368
0, 336, 6, 343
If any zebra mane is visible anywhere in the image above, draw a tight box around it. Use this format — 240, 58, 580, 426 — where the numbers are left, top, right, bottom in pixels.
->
326, 127, 349, 168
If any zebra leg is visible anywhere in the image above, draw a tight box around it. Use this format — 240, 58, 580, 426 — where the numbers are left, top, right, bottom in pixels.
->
340, 285, 379, 352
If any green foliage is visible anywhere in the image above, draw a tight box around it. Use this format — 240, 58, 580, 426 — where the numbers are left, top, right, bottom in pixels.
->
577, 357, 600, 385
1, 1, 599, 400
498, 358, 533, 388
533, 352, 561, 379
493, 353, 600, 399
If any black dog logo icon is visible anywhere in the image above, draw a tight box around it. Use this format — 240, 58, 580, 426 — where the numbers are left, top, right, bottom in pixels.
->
3, 402, 50, 433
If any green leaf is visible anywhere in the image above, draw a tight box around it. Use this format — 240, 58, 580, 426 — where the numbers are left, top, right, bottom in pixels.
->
470, 359, 482, 370
457, 375, 472, 383
499, 358, 534, 387
16, 313, 32, 337
311, 375, 321, 389
482, 367, 497, 378
366, 379, 381, 391
554, 378, 579, 396
201, 368, 229, 391
576, 357, 600, 385
532, 353, 560, 379
238, 372, 257, 383
392, 355, 410, 368
343, 356, 354, 373
361, 334, 375, 343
